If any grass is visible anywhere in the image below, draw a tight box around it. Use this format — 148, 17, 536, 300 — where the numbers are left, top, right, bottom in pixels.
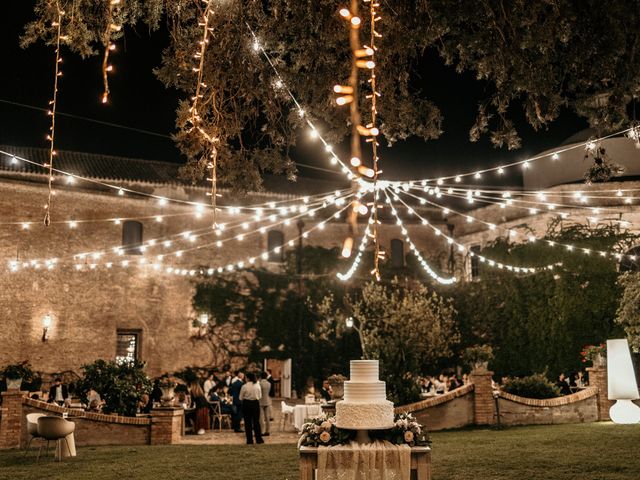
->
1, 423, 639, 480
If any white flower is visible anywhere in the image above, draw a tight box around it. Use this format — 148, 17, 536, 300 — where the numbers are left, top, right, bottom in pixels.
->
320, 421, 332, 430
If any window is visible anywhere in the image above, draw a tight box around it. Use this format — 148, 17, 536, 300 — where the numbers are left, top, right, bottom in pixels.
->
470, 245, 481, 279
267, 230, 285, 262
620, 246, 640, 272
390, 239, 404, 268
116, 330, 140, 363
122, 220, 143, 254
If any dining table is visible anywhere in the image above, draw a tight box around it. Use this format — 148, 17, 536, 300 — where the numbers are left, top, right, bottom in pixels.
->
293, 403, 323, 431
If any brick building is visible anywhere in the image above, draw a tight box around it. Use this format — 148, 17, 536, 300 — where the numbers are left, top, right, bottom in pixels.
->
0, 145, 445, 379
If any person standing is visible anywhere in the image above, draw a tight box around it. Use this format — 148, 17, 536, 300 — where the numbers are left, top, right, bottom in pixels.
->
189, 382, 210, 435
239, 372, 264, 445
258, 371, 272, 436
229, 371, 245, 432
266, 369, 276, 398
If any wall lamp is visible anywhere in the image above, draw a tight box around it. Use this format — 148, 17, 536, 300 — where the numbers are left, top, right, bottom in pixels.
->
42, 314, 52, 342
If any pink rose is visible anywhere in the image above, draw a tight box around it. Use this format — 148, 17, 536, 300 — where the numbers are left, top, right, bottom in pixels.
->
404, 431, 414, 443
319, 431, 331, 443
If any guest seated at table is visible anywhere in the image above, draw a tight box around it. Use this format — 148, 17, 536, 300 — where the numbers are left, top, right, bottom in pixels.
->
87, 387, 104, 408
556, 373, 572, 395
434, 375, 446, 394
462, 373, 470, 385
448, 374, 462, 391
138, 393, 153, 414
319, 380, 333, 403
209, 385, 234, 415
419, 376, 433, 394
47, 378, 70, 406
189, 382, 210, 435
175, 391, 191, 409
576, 371, 588, 388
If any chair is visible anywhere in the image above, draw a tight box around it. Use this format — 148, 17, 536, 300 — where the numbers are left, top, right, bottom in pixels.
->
280, 401, 295, 431
24, 413, 46, 456
36, 416, 75, 462
209, 401, 232, 430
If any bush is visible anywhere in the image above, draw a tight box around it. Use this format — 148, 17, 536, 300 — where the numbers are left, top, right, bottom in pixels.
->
502, 373, 560, 399
1, 361, 35, 381
76, 359, 152, 416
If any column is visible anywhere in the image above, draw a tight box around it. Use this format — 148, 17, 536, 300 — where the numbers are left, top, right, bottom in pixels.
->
150, 407, 183, 445
469, 370, 495, 425
587, 366, 613, 421
0, 390, 26, 449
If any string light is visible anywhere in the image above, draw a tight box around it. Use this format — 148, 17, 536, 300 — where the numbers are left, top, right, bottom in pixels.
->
43, 1, 64, 226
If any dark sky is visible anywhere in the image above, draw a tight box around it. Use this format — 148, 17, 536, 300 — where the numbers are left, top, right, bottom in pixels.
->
0, 2, 588, 187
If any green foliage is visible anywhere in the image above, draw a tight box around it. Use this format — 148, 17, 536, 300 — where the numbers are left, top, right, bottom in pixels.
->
616, 273, 640, 352
502, 373, 561, 399
76, 359, 152, 417
1, 360, 35, 381
313, 280, 459, 404
452, 223, 636, 378
22, 2, 640, 189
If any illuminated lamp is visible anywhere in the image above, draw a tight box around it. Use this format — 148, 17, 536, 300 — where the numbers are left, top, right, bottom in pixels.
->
607, 338, 640, 424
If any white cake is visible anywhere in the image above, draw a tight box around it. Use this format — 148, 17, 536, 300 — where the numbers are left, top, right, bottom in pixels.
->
335, 360, 395, 429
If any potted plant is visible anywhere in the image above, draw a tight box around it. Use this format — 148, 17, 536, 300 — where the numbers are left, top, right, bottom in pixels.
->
2, 361, 35, 390
462, 345, 494, 371
581, 343, 607, 367
158, 375, 178, 407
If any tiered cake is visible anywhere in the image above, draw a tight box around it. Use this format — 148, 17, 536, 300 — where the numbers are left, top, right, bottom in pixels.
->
335, 360, 395, 430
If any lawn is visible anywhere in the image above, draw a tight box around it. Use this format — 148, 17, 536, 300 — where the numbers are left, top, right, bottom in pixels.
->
1, 423, 639, 480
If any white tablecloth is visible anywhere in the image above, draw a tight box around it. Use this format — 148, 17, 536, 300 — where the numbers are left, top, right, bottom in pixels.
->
293, 404, 322, 430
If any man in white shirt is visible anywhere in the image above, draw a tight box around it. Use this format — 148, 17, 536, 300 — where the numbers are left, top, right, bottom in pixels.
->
239, 372, 263, 444
258, 371, 272, 435
47, 378, 69, 406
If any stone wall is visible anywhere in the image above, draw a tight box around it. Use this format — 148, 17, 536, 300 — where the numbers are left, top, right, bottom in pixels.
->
395, 384, 475, 431
496, 388, 599, 425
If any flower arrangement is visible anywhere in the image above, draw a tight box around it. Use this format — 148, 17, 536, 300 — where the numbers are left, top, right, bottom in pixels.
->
299, 414, 354, 447
581, 343, 606, 364
299, 413, 429, 448
462, 344, 494, 368
1, 361, 35, 381
376, 413, 430, 447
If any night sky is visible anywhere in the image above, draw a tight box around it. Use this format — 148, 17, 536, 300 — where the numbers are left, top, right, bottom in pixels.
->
0, 2, 588, 187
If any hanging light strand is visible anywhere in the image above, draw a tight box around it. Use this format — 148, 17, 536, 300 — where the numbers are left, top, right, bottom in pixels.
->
43, 0, 64, 227
101, 0, 122, 104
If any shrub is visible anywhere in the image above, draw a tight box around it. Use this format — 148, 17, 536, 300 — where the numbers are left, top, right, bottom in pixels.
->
76, 359, 152, 416
1, 361, 35, 381
502, 373, 560, 399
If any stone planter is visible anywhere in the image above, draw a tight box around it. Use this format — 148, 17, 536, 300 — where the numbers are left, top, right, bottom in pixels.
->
5, 377, 22, 390
472, 361, 489, 372
593, 353, 607, 367
159, 385, 176, 406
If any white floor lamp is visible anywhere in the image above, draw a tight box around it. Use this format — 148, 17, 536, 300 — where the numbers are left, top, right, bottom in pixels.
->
607, 338, 640, 424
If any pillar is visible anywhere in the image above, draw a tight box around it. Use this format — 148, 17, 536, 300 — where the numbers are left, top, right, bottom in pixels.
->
470, 370, 495, 425
0, 390, 26, 449
587, 366, 613, 421
150, 407, 183, 445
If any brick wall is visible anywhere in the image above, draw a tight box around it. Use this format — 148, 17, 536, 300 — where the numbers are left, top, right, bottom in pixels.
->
0, 390, 25, 448
395, 384, 475, 430
496, 388, 599, 425
0, 177, 443, 378
20, 398, 152, 448
469, 370, 495, 425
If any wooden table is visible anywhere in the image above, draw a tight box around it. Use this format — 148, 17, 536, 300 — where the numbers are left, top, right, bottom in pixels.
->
299, 445, 431, 480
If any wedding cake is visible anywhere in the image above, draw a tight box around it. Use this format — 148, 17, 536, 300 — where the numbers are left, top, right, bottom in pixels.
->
335, 360, 395, 430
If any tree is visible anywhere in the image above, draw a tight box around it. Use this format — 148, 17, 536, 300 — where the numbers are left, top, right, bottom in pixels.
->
616, 273, 640, 353
313, 280, 459, 404
21, 1, 640, 190
453, 222, 638, 377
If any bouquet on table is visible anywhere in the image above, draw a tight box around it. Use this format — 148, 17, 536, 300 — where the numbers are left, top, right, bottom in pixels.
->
298, 412, 429, 447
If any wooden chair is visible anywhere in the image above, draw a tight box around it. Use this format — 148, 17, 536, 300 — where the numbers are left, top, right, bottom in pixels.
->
210, 401, 232, 430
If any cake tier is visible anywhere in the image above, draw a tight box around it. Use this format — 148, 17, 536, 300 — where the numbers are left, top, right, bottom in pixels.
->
335, 400, 395, 430
350, 360, 380, 383
343, 381, 387, 402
